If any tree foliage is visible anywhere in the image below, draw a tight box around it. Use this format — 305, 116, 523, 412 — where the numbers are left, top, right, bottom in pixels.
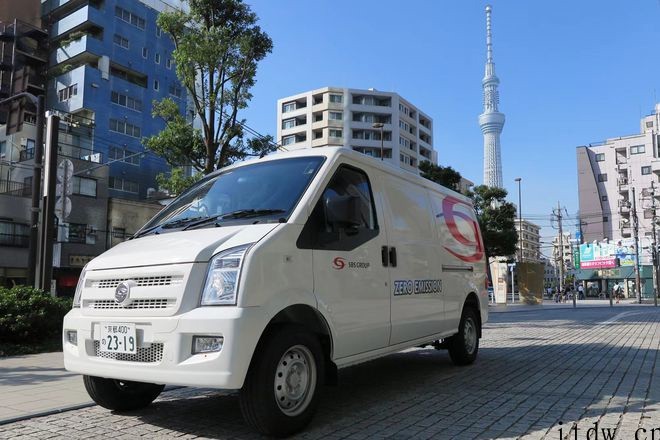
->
155, 167, 202, 196
467, 185, 519, 258
146, 0, 276, 174
418, 161, 462, 191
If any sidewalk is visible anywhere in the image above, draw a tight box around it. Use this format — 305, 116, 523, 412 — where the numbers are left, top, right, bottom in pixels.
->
489, 298, 657, 313
0, 351, 92, 424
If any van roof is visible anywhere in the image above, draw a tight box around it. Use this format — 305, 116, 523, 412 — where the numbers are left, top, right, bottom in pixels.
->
217, 147, 472, 204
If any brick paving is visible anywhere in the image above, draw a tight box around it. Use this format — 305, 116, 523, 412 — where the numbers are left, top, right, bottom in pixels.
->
1, 306, 659, 439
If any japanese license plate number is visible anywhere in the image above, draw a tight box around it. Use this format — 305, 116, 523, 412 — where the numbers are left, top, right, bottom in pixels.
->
100, 323, 137, 354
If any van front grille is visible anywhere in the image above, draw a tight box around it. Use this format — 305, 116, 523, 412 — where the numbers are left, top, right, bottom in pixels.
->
86, 299, 174, 310
92, 276, 181, 289
94, 341, 164, 363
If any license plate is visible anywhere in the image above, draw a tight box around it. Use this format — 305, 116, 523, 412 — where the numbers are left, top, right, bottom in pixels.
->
100, 323, 137, 354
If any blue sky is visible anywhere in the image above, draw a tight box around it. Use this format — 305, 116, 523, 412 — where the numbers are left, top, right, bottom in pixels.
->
241, 0, 660, 252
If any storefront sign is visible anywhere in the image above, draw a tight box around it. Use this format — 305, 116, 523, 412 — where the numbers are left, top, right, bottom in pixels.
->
581, 258, 617, 269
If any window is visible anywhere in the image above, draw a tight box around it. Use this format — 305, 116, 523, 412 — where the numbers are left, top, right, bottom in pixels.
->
142, 47, 148, 58
68, 223, 87, 243
109, 119, 141, 138
155, 53, 160, 64
109, 147, 141, 165
329, 112, 343, 121
329, 129, 342, 138
72, 176, 97, 197
647, 121, 654, 128
642, 166, 652, 175
282, 118, 295, 129
166, 58, 172, 69
58, 84, 78, 102
0, 140, 5, 158
282, 102, 295, 113
154, 80, 159, 91
111, 91, 142, 112
602, 195, 608, 201
115, 6, 145, 30
313, 113, 323, 122
113, 34, 129, 49
630, 145, 646, 155
282, 136, 295, 146
298, 165, 378, 251
112, 227, 126, 239
595, 153, 605, 162
156, 27, 162, 37
0, 221, 29, 247
168, 84, 183, 98
598, 173, 607, 182
109, 177, 139, 193
603, 216, 608, 223
644, 209, 654, 219
329, 94, 343, 103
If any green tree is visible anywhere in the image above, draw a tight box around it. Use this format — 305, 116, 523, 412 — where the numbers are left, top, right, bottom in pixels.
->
155, 167, 202, 196
418, 161, 462, 191
146, 0, 275, 175
467, 185, 519, 258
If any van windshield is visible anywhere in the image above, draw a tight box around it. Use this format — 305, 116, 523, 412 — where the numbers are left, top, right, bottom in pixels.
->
136, 156, 325, 237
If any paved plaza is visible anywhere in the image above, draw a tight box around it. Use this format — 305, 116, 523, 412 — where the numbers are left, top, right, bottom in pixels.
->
1, 305, 659, 439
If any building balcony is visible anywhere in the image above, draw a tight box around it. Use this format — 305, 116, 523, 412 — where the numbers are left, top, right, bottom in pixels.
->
49, 5, 105, 40
50, 34, 103, 66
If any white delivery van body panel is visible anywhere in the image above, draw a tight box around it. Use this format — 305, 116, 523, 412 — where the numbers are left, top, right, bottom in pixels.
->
381, 174, 445, 345
62, 147, 487, 436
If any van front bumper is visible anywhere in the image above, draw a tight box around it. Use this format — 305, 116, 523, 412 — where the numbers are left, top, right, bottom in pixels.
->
62, 306, 263, 389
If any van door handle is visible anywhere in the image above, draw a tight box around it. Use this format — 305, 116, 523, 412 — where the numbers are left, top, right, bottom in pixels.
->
381, 246, 389, 267
389, 247, 397, 267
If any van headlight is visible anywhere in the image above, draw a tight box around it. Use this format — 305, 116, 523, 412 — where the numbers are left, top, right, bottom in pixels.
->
200, 244, 252, 306
72, 265, 88, 308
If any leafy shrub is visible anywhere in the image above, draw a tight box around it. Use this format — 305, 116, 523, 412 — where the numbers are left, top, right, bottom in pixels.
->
0, 286, 72, 345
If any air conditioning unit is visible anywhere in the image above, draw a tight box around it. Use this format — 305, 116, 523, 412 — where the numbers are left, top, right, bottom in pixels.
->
20, 138, 27, 147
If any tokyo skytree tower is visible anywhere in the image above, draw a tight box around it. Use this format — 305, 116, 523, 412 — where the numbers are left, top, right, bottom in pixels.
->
478, 4, 505, 188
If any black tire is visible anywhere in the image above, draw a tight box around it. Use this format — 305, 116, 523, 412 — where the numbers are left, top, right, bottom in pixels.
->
83, 375, 164, 411
447, 307, 480, 366
239, 326, 325, 437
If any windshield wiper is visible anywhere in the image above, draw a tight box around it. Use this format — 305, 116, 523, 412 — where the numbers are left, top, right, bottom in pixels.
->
131, 216, 206, 239
182, 209, 287, 231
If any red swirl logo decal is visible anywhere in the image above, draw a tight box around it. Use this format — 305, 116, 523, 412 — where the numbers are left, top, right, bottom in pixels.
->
332, 257, 346, 270
440, 196, 484, 263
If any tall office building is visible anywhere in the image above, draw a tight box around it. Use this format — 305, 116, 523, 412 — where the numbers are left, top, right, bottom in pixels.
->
39, 0, 187, 199
276, 87, 437, 174
478, 5, 505, 188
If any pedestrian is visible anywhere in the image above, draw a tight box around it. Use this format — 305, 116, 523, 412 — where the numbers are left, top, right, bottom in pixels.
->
578, 284, 584, 300
613, 282, 621, 304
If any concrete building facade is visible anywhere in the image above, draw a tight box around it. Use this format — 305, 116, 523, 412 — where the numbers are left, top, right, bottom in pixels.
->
577, 104, 660, 260
276, 87, 437, 174
515, 219, 541, 262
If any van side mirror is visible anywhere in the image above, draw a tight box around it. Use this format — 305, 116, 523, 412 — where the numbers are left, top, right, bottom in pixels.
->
326, 195, 362, 229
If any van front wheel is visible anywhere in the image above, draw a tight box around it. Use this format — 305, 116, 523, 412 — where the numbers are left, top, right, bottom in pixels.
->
83, 375, 164, 411
447, 307, 480, 366
240, 326, 324, 437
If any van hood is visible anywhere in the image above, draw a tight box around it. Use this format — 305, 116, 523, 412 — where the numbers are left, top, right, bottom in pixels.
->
86, 224, 279, 270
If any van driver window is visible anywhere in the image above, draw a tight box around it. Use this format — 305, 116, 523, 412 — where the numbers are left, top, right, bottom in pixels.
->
322, 167, 377, 231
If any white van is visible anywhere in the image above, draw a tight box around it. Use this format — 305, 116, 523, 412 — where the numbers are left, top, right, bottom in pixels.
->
63, 147, 487, 437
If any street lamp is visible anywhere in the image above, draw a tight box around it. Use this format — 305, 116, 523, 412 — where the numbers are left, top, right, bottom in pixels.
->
372, 122, 384, 160
515, 177, 523, 263
515, 177, 522, 303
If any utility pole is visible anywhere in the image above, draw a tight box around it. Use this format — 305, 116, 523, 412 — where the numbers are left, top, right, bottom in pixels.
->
650, 182, 659, 307
632, 186, 642, 303
39, 113, 60, 293
555, 202, 565, 297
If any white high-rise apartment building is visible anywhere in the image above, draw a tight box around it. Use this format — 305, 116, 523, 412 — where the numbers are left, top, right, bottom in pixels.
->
514, 219, 541, 262
577, 104, 660, 259
276, 87, 437, 174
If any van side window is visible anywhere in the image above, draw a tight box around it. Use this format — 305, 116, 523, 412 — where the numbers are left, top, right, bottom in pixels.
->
297, 165, 379, 251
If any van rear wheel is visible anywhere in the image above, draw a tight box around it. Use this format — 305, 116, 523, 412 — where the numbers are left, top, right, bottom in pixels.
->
447, 307, 480, 366
83, 375, 164, 411
239, 326, 324, 437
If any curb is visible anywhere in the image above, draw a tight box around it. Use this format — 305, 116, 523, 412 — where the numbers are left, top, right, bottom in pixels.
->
0, 402, 96, 426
